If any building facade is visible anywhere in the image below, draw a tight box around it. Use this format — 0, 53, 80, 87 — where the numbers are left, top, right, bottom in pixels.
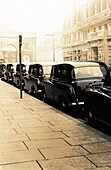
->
63, 0, 111, 66
0, 32, 36, 63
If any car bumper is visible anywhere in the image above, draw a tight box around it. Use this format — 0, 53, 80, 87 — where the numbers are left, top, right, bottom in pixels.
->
69, 101, 84, 106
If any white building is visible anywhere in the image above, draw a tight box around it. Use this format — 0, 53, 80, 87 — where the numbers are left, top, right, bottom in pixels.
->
63, 0, 111, 66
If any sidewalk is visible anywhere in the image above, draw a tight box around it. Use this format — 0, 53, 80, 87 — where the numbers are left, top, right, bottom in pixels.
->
0, 79, 111, 170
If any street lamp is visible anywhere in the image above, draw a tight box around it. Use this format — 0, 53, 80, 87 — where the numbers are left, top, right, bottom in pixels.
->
45, 34, 55, 62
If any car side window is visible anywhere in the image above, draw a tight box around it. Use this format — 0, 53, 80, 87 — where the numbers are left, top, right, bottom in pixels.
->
51, 66, 55, 78
54, 65, 61, 79
33, 66, 37, 76
100, 65, 107, 76
29, 65, 32, 74
31, 67, 34, 75
61, 65, 68, 81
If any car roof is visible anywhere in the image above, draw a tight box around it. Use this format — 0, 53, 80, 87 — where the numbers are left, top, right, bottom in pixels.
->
53, 61, 100, 68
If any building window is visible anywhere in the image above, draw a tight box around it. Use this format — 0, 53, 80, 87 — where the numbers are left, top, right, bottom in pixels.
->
88, 29, 90, 33
93, 27, 96, 32
74, 50, 76, 55
99, 26, 101, 30
78, 56, 81, 60
104, 24, 108, 29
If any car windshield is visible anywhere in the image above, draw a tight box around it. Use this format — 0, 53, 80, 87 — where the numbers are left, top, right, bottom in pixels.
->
74, 66, 103, 79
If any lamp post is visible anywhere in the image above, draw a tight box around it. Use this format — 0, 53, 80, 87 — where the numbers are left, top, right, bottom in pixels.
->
19, 35, 22, 99
45, 34, 55, 62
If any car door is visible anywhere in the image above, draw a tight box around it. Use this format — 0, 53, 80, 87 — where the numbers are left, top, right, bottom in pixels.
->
43, 65, 56, 100
56, 65, 71, 104
49, 65, 61, 101
92, 91, 111, 125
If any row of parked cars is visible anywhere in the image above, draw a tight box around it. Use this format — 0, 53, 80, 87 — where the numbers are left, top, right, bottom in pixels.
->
0, 61, 111, 128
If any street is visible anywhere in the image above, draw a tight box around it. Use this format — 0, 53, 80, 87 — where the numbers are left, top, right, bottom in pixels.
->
0, 79, 111, 169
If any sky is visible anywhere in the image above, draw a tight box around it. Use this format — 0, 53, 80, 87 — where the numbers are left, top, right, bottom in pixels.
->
0, 0, 73, 34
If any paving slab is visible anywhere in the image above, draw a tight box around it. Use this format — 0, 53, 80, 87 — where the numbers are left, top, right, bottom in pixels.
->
87, 168, 111, 170
38, 156, 96, 169
49, 123, 92, 131
0, 115, 12, 120
12, 114, 41, 120
0, 123, 20, 130
27, 132, 67, 140
86, 152, 111, 167
0, 142, 27, 152
0, 150, 44, 165
82, 141, 111, 154
24, 138, 69, 150
0, 129, 16, 135
0, 134, 29, 143
16, 121, 51, 128
64, 134, 107, 145
0, 120, 10, 125
62, 128, 102, 137
0, 161, 41, 170
39, 146, 89, 159
15, 126, 53, 134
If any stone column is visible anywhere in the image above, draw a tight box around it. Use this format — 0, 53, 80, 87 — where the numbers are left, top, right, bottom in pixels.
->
103, 24, 108, 64
108, 19, 111, 36
98, 40, 103, 61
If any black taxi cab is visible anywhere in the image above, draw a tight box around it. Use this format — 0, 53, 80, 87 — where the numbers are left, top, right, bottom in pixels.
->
3, 63, 15, 82
13, 64, 27, 87
84, 85, 111, 127
87, 61, 111, 86
0, 63, 5, 78
24, 63, 44, 95
42, 62, 104, 109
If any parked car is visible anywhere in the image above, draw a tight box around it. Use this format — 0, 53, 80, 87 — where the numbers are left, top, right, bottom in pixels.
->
41, 62, 104, 109
0, 63, 5, 78
84, 85, 111, 127
13, 64, 27, 87
24, 63, 44, 95
87, 61, 111, 86
3, 63, 15, 82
